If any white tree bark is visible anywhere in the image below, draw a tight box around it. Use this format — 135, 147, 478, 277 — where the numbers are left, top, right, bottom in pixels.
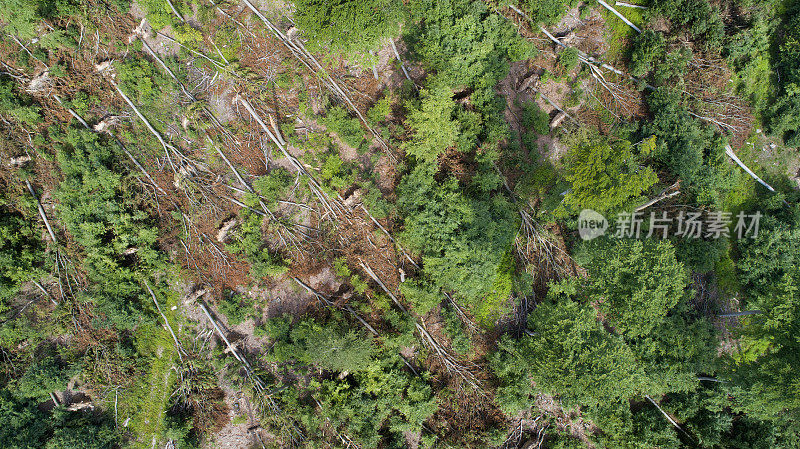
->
725, 145, 776, 192
598, 0, 642, 33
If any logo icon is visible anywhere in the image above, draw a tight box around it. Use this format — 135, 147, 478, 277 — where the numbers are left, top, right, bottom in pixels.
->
578, 209, 608, 241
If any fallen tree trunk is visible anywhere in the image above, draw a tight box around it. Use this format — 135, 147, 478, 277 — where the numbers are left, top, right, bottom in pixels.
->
237, 0, 394, 160
144, 279, 185, 362
646, 395, 695, 442
725, 145, 776, 193
597, 0, 641, 33
26, 180, 58, 244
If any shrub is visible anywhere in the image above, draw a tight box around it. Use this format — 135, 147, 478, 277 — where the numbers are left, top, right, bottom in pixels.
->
558, 47, 579, 72
367, 96, 392, 124
629, 30, 665, 78
116, 58, 167, 107
226, 211, 289, 281
0, 204, 43, 308
218, 291, 255, 326
320, 106, 366, 151
253, 168, 292, 207
0, 77, 40, 125
521, 100, 550, 135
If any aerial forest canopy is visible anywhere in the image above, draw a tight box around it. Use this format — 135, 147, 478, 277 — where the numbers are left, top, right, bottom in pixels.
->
0, 0, 799, 447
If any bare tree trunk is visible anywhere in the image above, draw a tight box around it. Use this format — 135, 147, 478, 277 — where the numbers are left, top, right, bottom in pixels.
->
32, 280, 58, 306
597, 0, 642, 33
144, 279, 184, 362
725, 145, 776, 192
645, 395, 694, 442
390, 40, 415, 88
25, 180, 58, 244
615, 1, 648, 9
165, 0, 185, 22
635, 187, 681, 212
237, 0, 394, 160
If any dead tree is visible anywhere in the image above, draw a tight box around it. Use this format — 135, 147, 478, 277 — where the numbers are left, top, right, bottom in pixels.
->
358, 261, 483, 392
597, 0, 642, 33
725, 145, 776, 193
235, 0, 396, 161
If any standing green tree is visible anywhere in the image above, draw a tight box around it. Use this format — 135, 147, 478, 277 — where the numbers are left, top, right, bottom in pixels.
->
293, 0, 405, 58
397, 164, 517, 324
492, 298, 649, 412
403, 85, 459, 163
562, 139, 657, 215
630, 30, 666, 77
586, 240, 689, 338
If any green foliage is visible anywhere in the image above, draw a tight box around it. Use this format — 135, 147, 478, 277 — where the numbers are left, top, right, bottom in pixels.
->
397, 164, 517, 324
256, 314, 292, 340
333, 256, 352, 278
399, 279, 441, 315
766, 1, 800, 147
674, 236, 729, 274
218, 291, 255, 326
293, 0, 404, 58
367, 95, 392, 124
562, 139, 657, 215
0, 390, 119, 449
403, 85, 459, 162
396, 1, 525, 328
360, 182, 393, 219
0, 204, 43, 307
225, 211, 289, 281
521, 100, 550, 135
652, 47, 692, 85
514, 0, 578, 25
737, 218, 800, 297
269, 317, 374, 372
333, 257, 368, 294
731, 205, 800, 420
725, 3, 774, 123
646, 0, 724, 47
138, 0, 185, 30
320, 106, 366, 151
313, 150, 353, 193
0, 0, 80, 40
0, 77, 41, 125
298, 324, 374, 373
641, 88, 733, 206
116, 57, 167, 107
44, 407, 120, 449
13, 356, 76, 399
0, 389, 48, 449
557, 47, 579, 72
585, 240, 688, 338
630, 30, 666, 78
405, 0, 535, 109
252, 168, 292, 207
61, 91, 95, 116
267, 315, 437, 446
441, 305, 471, 354
492, 298, 648, 411
212, 26, 241, 62
586, 400, 682, 449
314, 355, 437, 446
0, 0, 41, 39
53, 129, 162, 328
